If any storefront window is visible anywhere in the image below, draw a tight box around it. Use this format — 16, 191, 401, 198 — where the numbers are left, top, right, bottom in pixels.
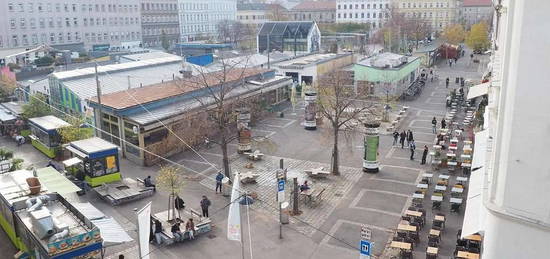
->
124, 121, 140, 156
101, 113, 121, 146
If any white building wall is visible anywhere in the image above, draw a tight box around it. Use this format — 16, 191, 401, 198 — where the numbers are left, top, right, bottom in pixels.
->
0, 0, 142, 50
177, 0, 237, 42
335, 0, 391, 30
477, 0, 550, 258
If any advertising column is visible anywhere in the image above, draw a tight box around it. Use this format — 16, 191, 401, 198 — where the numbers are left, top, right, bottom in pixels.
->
304, 91, 317, 130
236, 108, 252, 154
363, 122, 380, 173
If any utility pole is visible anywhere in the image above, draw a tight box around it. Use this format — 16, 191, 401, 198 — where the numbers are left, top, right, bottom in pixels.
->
279, 159, 284, 239
95, 64, 102, 134
267, 34, 270, 69
292, 177, 299, 215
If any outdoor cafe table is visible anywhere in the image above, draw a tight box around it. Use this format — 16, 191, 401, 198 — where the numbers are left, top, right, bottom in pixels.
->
457, 251, 480, 259
448, 161, 458, 166
405, 210, 423, 217
427, 247, 439, 255
452, 187, 464, 193
429, 229, 441, 237
417, 183, 428, 189
439, 174, 450, 180
464, 140, 473, 145
390, 241, 412, 250
450, 198, 463, 204
450, 138, 459, 143
435, 185, 447, 191
422, 173, 434, 178
449, 146, 458, 151
397, 224, 417, 232
412, 193, 425, 199
434, 215, 445, 222
447, 153, 456, 158
456, 176, 468, 182
464, 234, 482, 242
431, 195, 443, 201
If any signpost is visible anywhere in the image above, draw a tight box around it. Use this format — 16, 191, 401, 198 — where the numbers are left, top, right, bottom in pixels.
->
360, 225, 372, 259
277, 179, 285, 202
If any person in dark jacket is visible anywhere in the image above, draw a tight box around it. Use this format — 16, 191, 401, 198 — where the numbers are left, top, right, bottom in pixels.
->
407, 130, 414, 146
409, 141, 416, 160
144, 176, 156, 191
171, 222, 183, 242
154, 219, 163, 245
431, 117, 437, 134
399, 131, 406, 149
215, 171, 224, 193
200, 196, 211, 218
446, 77, 450, 88
421, 146, 429, 165
441, 119, 447, 129
174, 195, 185, 218
392, 131, 399, 146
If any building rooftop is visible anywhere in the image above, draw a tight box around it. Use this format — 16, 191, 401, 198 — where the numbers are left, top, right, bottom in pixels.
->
276, 53, 349, 69
28, 115, 70, 131
119, 51, 181, 62
291, 1, 336, 11
463, 0, 493, 7
52, 56, 184, 102
237, 3, 284, 11
89, 68, 270, 110
69, 137, 119, 155
356, 52, 418, 70
258, 21, 315, 36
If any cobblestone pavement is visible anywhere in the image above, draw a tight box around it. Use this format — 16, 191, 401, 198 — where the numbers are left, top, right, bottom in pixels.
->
200, 154, 364, 237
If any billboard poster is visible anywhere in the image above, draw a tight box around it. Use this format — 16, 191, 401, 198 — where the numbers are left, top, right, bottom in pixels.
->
137, 202, 152, 259
304, 92, 317, 129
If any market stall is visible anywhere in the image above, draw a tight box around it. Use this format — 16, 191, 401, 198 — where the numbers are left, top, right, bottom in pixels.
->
28, 115, 70, 158
65, 137, 122, 187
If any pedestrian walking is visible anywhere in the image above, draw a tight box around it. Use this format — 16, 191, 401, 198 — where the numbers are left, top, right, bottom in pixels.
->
431, 117, 437, 134
174, 195, 185, 218
454, 56, 458, 63
392, 130, 399, 146
204, 135, 211, 149
430, 69, 434, 82
200, 195, 211, 218
409, 141, 416, 160
446, 77, 450, 88
407, 130, 414, 147
449, 59, 452, 67
421, 145, 429, 165
441, 118, 447, 129
215, 171, 224, 193
400, 131, 406, 149
470, 53, 474, 60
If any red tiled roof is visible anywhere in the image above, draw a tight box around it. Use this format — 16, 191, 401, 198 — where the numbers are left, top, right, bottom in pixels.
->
463, 0, 493, 7
291, 1, 336, 11
89, 68, 269, 110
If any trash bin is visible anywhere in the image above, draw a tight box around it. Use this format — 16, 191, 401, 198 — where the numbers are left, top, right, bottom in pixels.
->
280, 202, 290, 224
222, 177, 230, 197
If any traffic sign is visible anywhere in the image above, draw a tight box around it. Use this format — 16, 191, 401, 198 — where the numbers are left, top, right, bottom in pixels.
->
360, 240, 371, 256
361, 225, 372, 240
277, 179, 285, 201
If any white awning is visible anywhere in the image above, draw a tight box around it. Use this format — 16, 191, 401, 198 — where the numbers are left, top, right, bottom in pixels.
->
461, 130, 488, 238
467, 82, 489, 99
63, 157, 82, 167
92, 218, 133, 246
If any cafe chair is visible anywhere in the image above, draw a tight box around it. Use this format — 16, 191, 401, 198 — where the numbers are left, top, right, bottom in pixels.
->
397, 231, 407, 239
426, 254, 437, 259
400, 250, 413, 259
432, 201, 442, 210
468, 247, 480, 253
450, 203, 461, 213
393, 236, 404, 242
428, 240, 439, 248
457, 239, 467, 247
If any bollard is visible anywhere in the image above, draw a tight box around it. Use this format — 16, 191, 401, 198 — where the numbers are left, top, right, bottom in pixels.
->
222, 177, 230, 197
280, 202, 290, 224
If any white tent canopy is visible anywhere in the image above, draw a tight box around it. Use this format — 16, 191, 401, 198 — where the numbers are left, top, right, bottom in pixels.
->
461, 130, 488, 238
467, 82, 490, 99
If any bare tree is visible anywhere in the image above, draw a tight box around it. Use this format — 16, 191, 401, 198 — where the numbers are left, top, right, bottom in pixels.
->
317, 70, 374, 175
156, 166, 185, 222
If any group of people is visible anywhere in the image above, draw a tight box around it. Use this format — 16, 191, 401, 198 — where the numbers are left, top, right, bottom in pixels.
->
391, 128, 430, 165
432, 117, 447, 134
153, 217, 196, 244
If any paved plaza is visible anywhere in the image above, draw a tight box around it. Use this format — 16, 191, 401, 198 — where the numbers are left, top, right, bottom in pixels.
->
0, 50, 487, 259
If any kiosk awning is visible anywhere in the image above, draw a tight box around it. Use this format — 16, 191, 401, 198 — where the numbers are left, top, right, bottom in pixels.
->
73, 202, 133, 246
63, 157, 83, 167
467, 82, 489, 99
461, 130, 488, 238
36, 167, 81, 195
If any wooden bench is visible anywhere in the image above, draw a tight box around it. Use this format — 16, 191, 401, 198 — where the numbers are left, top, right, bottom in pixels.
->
304, 167, 331, 179
136, 177, 145, 187
310, 188, 326, 206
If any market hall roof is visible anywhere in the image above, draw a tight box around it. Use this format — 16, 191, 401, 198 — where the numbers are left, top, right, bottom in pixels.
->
89, 68, 271, 110
51, 56, 183, 102
291, 1, 336, 11
28, 115, 70, 131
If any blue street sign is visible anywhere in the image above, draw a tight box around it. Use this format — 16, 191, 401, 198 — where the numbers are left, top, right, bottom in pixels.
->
360, 240, 371, 256
278, 179, 285, 192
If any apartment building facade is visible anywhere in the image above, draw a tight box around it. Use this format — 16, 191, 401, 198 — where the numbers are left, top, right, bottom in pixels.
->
177, 0, 237, 42
394, 0, 459, 31
460, 0, 492, 27
0, 0, 142, 51
335, 0, 391, 30
140, 0, 180, 48
289, 1, 336, 24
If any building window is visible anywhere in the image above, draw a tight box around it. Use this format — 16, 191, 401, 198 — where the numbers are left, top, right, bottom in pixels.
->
66, 18, 70, 27
73, 18, 78, 26
50, 33, 55, 42
338, 13, 341, 18
361, 4, 364, 9
30, 18, 36, 29
355, 13, 358, 18
9, 19, 15, 29
12, 35, 18, 46
361, 13, 364, 18
343, 4, 346, 9
8, 3, 13, 11
355, 4, 358, 9
20, 18, 26, 29
373, 13, 376, 18
367, 4, 370, 9
39, 18, 45, 28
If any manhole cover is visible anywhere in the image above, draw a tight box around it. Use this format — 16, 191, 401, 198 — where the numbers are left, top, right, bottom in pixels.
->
334, 193, 343, 197
207, 234, 216, 239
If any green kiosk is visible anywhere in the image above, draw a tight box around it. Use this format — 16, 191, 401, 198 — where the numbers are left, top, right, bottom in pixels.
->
28, 115, 70, 158
65, 137, 122, 187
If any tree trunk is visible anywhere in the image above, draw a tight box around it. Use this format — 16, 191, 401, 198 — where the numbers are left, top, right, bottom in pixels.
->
220, 134, 231, 179
331, 127, 340, 175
